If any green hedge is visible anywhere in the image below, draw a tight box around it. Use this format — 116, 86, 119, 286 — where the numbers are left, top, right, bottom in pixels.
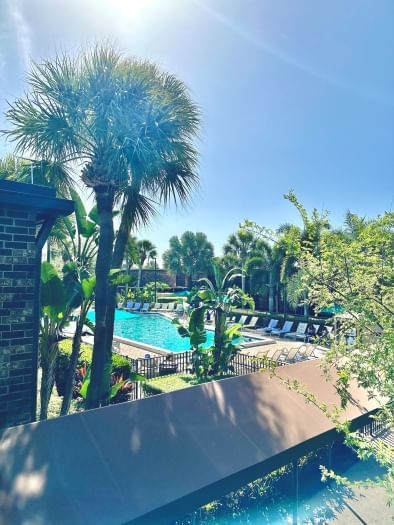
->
157, 297, 179, 304
55, 339, 131, 396
144, 373, 233, 396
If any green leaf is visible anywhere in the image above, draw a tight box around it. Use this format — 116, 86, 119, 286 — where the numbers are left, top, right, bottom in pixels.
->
70, 189, 88, 236
81, 276, 96, 299
110, 379, 126, 399
88, 205, 99, 225
190, 327, 207, 347
41, 262, 66, 318
79, 365, 91, 399
177, 326, 190, 338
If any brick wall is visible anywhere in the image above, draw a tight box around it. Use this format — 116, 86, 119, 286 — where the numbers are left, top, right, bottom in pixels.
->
0, 209, 37, 430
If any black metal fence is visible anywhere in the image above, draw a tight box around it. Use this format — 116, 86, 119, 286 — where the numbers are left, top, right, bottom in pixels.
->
358, 418, 387, 437
129, 351, 192, 380
230, 352, 285, 375
126, 351, 284, 401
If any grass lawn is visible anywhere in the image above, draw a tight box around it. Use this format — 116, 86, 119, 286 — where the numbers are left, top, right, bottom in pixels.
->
144, 373, 233, 396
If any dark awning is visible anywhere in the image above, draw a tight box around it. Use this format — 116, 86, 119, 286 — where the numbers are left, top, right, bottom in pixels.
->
0, 359, 381, 525
0, 180, 74, 220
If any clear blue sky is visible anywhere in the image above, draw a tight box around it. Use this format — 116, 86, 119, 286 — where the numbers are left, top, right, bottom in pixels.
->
1, 0, 393, 260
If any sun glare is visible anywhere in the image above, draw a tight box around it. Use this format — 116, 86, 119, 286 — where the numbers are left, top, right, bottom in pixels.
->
115, 0, 154, 18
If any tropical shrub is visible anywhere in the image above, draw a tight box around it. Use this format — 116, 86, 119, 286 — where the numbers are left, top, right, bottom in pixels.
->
299, 210, 393, 496
175, 260, 252, 377
55, 340, 131, 397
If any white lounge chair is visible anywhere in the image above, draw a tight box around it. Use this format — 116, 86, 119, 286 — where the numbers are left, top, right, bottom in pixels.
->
141, 303, 150, 312
257, 347, 282, 361
175, 303, 184, 313
297, 345, 317, 360
238, 315, 247, 326
261, 319, 279, 333
243, 316, 259, 330
279, 346, 302, 363
152, 303, 161, 310
167, 303, 175, 312
271, 321, 294, 337
286, 322, 308, 340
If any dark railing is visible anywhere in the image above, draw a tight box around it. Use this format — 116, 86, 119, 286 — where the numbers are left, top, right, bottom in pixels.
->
230, 352, 285, 375
358, 419, 387, 437
129, 381, 145, 401
129, 351, 192, 380
128, 350, 283, 381
126, 351, 286, 401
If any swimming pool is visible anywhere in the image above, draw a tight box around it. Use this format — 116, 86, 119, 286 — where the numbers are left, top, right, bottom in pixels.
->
87, 309, 252, 352
175, 444, 386, 524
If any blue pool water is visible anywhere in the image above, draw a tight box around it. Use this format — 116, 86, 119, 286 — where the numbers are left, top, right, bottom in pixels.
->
87, 310, 250, 352
176, 445, 386, 524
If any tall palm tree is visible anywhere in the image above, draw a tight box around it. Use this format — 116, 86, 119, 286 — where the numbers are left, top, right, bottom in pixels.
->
283, 191, 331, 316
163, 231, 214, 288
223, 228, 264, 292
136, 239, 157, 288
4, 45, 200, 408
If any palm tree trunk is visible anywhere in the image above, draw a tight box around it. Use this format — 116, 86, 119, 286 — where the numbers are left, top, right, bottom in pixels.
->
124, 260, 130, 306
137, 266, 142, 289
212, 307, 226, 374
102, 214, 131, 365
60, 320, 83, 416
86, 187, 114, 409
40, 347, 57, 420
46, 238, 51, 263
268, 270, 275, 313
102, 186, 146, 370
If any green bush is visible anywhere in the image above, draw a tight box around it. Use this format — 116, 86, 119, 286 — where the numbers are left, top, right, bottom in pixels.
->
111, 353, 132, 378
158, 296, 179, 304
55, 340, 131, 396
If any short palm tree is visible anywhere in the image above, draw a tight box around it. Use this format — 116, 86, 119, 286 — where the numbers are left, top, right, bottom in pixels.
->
4, 45, 200, 408
197, 259, 242, 374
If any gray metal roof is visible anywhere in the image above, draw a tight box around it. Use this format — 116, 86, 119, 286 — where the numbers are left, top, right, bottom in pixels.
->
0, 359, 380, 525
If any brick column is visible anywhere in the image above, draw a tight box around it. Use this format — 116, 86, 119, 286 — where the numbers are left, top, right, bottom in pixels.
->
0, 180, 73, 431
0, 209, 37, 429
